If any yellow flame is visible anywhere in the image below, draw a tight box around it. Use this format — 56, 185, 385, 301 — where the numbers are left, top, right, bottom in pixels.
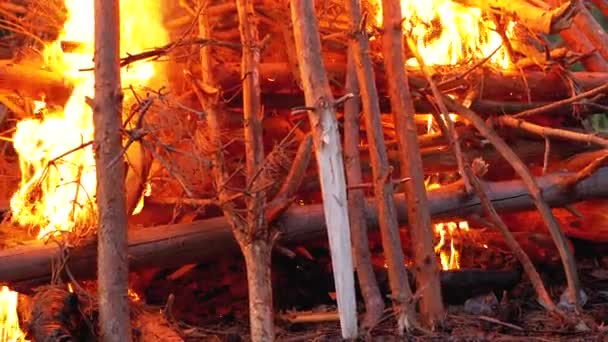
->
127, 288, 141, 302
0, 286, 27, 342
373, 0, 514, 69
10, 0, 168, 238
433, 221, 469, 270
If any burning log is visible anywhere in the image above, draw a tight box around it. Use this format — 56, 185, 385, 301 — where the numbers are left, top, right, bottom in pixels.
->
212, 62, 608, 103
3, 167, 608, 289
456, 0, 578, 34
0, 62, 73, 105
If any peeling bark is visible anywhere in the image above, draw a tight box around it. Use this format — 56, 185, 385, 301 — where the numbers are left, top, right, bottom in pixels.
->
289, 0, 357, 337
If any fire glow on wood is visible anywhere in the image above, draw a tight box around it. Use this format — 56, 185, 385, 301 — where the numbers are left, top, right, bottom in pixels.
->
2, 0, 168, 339
372, 0, 517, 271
372, 0, 515, 69
424, 116, 470, 271
10, 0, 168, 239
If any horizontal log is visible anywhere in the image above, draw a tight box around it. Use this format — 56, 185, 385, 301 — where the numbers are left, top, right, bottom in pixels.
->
2, 167, 608, 286
212, 62, 608, 103
0, 62, 73, 105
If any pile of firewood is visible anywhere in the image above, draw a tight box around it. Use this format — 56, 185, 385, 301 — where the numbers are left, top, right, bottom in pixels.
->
1, 0, 608, 341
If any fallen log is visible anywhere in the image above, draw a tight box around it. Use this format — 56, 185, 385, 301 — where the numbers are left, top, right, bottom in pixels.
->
0, 62, 73, 105
212, 62, 608, 102
2, 167, 608, 286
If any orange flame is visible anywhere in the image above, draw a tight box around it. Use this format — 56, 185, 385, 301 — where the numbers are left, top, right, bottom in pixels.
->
9, 0, 168, 238
0, 286, 27, 342
372, 0, 514, 68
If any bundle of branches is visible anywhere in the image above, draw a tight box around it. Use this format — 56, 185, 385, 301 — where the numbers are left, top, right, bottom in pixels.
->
0, 0, 67, 58
16, 284, 183, 341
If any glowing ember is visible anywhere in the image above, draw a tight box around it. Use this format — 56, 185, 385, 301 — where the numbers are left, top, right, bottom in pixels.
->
0, 286, 27, 342
372, 0, 514, 68
10, 0, 168, 238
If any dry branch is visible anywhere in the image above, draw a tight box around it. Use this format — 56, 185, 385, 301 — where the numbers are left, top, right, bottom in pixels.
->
289, 0, 357, 337
440, 97, 583, 309
381, 0, 442, 330
265, 134, 313, 223
496, 116, 608, 148
465, 163, 557, 312
512, 83, 608, 119
3, 168, 608, 286
344, 45, 384, 331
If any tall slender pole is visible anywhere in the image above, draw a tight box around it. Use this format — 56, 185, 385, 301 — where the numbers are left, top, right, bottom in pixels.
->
94, 0, 132, 340
289, 0, 357, 337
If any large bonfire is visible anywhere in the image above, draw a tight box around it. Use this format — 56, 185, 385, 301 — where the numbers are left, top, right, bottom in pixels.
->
2, 0, 168, 340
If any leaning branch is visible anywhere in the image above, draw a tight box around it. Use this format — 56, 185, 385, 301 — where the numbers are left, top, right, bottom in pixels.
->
440, 96, 583, 309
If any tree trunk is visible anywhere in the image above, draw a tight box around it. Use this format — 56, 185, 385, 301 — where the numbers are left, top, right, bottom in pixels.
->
289, 0, 357, 338
93, 0, 132, 340
241, 240, 274, 341
236, 0, 275, 340
381, 0, 444, 330
344, 47, 385, 331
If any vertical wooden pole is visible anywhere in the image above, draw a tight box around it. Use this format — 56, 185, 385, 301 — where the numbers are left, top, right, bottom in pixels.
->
236, 0, 275, 340
289, 0, 357, 338
344, 47, 385, 330
381, 0, 445, 329
345, 0, 416, 332
94, 0, 132, 340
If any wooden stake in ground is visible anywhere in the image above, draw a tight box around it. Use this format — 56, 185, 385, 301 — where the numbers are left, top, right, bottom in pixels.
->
93, 0, 132, 340
344, 47, 385, 331
345, 0, 412, 331
381, 0, 444, 330
289, 0, 357, 338
236, 0, 275, 340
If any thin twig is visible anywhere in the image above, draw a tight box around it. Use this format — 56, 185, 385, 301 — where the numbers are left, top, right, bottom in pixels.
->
478, 315, 524, 331
439, 94, 582, 309
496, 115, 608, 149
465, 160, 558, 313
513, 83, 608, 119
